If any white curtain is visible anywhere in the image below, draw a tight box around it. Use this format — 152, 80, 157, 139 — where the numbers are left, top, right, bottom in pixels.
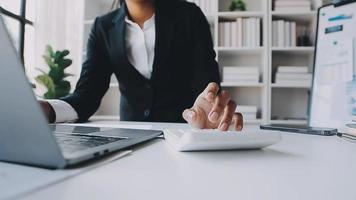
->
31, 0, 84, 95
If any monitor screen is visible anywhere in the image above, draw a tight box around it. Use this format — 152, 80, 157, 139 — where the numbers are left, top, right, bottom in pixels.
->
310, 2, 356, 130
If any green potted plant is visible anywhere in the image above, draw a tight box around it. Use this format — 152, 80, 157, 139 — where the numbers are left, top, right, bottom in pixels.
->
35, 45, 73, 99
229, 0, 246, 11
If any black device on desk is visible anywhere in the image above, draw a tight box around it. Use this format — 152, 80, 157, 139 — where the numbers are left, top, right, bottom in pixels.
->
0, 14, 162, 169
260, 124, 337, 136
261, 0, 356, 136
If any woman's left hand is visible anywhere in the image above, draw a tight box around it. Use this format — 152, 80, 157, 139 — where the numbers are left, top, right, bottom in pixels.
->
182, 82, 243, 131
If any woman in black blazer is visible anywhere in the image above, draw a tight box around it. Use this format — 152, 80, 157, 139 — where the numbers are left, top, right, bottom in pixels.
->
41, 0, 243, 131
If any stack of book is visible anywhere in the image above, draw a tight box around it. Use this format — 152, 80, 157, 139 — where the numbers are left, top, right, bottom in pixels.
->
236, 105, 258, 120
272, 20, 300, 47
275, 66, 312, 86
223, 67, 259, 84
188, 0, 216, 14
218, 18, 261, 47
273, 0, 312, 12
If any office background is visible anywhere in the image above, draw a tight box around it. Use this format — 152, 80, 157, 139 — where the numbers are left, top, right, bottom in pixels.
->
1, 0, 332, 124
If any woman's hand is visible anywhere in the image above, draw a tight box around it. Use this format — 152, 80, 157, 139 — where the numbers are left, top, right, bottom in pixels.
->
183, 82, 243, 131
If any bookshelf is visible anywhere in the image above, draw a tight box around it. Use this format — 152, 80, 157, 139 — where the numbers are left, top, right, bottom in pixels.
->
268, 0, 330, 124
215, 0, 268, 124
195, 0, 331, 125
78, 0, 332, 124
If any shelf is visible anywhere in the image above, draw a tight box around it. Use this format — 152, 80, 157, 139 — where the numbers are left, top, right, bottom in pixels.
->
204, 13, 217, 18
218, 46, 264, 51
270, 119, 308, 125
271, 47, 315, 54
271, 11, 317, 22
217, 47, 265, 55
271, 83, 311, 89
218, 11, 264, 19
221, 82, 264, 87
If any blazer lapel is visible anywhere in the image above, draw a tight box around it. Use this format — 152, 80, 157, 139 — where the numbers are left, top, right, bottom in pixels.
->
108, 4, 147, 82
108, 5, 127, 67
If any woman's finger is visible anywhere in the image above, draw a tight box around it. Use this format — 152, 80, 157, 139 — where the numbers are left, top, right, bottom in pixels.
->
208, 90, 231, 123
218, 100, 236, 131
182, 108, 205, 129
233, 112, 244, 131
200, 82, 219, 103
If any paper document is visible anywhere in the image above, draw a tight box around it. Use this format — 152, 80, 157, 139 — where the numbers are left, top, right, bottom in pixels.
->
317, 38, 354, 84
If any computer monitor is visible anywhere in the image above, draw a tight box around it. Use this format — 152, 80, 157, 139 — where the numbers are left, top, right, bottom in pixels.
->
310, 1, 356, 130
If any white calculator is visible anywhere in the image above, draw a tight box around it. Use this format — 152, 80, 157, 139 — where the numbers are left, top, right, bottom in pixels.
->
164, 129, 281, 151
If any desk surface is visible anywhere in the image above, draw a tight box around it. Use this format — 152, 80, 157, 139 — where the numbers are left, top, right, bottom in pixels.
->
18, 121, 356, 200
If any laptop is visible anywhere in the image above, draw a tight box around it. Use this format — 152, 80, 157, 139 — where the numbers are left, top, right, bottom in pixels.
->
0, 14, 162, 169
261, 0, 356, 136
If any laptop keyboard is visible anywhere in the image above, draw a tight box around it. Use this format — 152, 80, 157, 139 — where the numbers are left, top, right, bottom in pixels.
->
54, 133, 123, 153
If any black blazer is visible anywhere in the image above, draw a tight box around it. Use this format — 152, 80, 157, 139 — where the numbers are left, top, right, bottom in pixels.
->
61, 1, 220, 123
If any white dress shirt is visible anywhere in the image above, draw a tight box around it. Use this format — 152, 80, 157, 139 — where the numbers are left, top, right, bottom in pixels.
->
125, 15, 155, 79
48, 14, 156, 123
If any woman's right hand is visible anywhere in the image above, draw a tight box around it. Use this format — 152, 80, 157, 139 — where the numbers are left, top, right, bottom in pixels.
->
39, 100, 56, 123
182, 83, 243, 131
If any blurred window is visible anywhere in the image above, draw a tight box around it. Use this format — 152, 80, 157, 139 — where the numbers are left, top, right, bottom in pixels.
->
0, 0, 34, 65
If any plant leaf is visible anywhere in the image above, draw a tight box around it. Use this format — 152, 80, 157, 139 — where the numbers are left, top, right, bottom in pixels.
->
49, 67, 65, 83
57, 59, 72, 69
35, 75, 55, 93
45, 45, 54, 57
63, 73, 75, 78
60, 50, 70, 58
42, 55, 56, 68
55, 80, 71, 98
40, 45, 72, 99
44, 91, 56, 99
53, 51, 61, 62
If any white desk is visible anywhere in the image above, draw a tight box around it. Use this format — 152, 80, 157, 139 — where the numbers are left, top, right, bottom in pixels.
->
11, 121, 356, 200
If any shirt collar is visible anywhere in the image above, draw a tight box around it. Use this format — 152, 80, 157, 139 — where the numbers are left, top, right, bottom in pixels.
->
125, 14, 155, 30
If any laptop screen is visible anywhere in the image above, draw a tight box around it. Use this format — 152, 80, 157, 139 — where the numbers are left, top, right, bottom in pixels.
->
310, 2, 356, 130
